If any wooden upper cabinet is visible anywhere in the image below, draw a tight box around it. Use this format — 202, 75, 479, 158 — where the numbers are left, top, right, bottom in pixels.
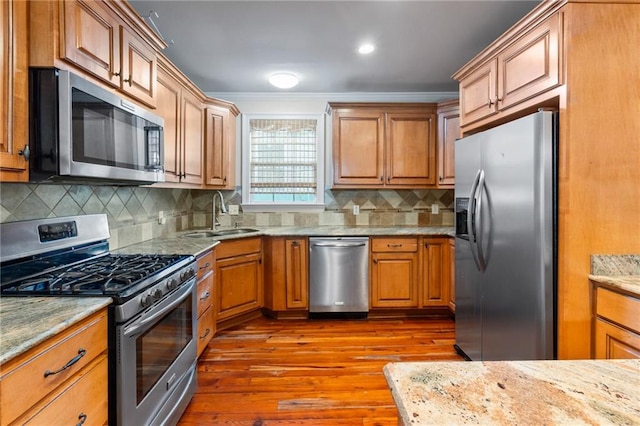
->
204, 103, 238, 189
386, 112, 437, 186
455, 12, 561, 129
156, 66, 182, 184
1, 0, 29, 182
436, 100, 460, 188
120, 26, 157, 107
332, 109, 385, 186
61, 0, 121, 88
181, 89, 205, 185
330, 103, 437, 188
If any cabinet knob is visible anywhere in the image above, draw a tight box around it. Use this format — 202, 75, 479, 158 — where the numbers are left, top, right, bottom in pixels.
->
380, 176, 383, 182
488, 98, 494, 107
291, 241, 299, 247
199, 328, 211, 339
425, 243, 429, 249
18, 145, 30, 162
76, 413, 88, 426
123, 77, 132, 86
223, 176, 227, 183
373, 259, 378, 264
113, 72, 120, 77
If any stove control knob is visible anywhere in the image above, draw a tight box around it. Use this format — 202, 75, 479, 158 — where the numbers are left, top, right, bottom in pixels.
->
153, 288, 163, 301
167, 278, 178, 291
140, 292, 153, 308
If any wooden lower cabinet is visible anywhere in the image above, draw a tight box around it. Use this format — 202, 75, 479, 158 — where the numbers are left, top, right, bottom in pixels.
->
196, 249, 216, 357
0, 310, 108, 425
421, 237, 451, 307
370, 237, 420, 309
216, 238, 264, 322
264, 237, 309, 317
593, 285, 640, 359
448, 239, 456, 312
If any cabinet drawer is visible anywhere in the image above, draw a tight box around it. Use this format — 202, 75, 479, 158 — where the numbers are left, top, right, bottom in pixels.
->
197, 250, 215, 275
0, 312, 107, 425
22, 355, 108, 426
216, 237, 262, 259
197, 269, 214, 317
596, 287, 640, 334
197, 306, 214, 357
371, 238, 418, 253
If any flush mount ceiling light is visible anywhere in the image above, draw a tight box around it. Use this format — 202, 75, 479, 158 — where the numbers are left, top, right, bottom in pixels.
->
358, 43, 376, 55
268, 73, 299, 89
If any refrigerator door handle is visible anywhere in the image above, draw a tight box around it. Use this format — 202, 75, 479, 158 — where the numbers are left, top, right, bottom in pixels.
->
467, 169, 484, 272
475, 169, 487, 272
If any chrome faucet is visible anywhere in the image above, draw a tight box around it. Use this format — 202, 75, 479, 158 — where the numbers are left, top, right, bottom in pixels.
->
212, 191, 227, 231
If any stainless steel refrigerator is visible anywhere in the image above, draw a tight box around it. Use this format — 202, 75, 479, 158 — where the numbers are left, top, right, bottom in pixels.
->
454, 111, 556, 361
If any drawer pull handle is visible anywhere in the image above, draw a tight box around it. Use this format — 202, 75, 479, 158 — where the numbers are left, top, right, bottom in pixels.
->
44, 348, 86, 378
199, 262, 211, 270
200, 291, 211, 300
200, 328, 211, 339
77, 413, 87, 426
387, 244, 403, 248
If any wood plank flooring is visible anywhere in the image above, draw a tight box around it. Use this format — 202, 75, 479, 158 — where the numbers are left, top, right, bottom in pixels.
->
178, 316, 462, 425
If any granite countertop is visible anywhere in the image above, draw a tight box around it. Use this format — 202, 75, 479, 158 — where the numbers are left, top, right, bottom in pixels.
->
0, 297, 112, 365
384, 359, 640, 425
589, 254, 640, 297
116, 226, 454, 256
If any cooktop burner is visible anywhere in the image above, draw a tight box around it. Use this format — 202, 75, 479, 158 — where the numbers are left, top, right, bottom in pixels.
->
2, 253, 187, 297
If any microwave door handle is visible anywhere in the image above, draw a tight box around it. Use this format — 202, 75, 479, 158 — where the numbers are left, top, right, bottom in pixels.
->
467, 169, 483, 272
475, 170, 487, 272
123, 280, 194, 338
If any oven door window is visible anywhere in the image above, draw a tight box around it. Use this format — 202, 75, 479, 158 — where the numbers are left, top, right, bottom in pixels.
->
71, 88, 152, 171
136, 294, 193, 404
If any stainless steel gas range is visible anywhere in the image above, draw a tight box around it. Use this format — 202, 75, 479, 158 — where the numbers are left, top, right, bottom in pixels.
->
0, 214, 197, 426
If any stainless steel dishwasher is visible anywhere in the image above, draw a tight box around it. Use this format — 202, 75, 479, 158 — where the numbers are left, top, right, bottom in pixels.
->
309, 237, 369, 315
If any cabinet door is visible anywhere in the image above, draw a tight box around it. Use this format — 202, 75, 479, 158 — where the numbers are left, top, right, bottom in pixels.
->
386, 112, 437, 186
594, 319, 640, 359
448, 239, 456, 312
421, 238, 450, 307
156, 68, 182, 183
204, 106, 232, 187
0, 0, 29, 182
332, 110, 385, 186
61, 0, 121, 87
370, 252, 419, 308
285, 239, 309, 310
497, 13, 560, 111
120, 27, 157, 107
437, 103, 459, 187
217, 253, 264, 321
459, 59, 498, 126
181, 90, 204, 185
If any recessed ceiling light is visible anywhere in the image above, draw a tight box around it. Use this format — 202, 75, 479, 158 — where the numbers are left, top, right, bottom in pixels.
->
358, 43, 375, 55
268, 73, 299, 89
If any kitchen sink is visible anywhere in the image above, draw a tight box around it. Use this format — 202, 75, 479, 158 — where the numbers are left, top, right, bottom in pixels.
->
182, 228, 259, 238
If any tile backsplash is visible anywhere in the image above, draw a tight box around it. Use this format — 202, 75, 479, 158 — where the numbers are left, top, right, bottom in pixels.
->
0, 183, 453, 250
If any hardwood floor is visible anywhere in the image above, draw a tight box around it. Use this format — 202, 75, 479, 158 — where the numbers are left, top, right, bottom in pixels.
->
178, 316, 462, 425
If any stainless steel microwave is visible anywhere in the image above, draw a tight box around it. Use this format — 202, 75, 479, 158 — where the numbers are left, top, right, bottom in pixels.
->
29, 68, 165, 185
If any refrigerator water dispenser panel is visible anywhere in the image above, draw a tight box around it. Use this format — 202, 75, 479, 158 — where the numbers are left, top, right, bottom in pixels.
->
455, 198, 469, 239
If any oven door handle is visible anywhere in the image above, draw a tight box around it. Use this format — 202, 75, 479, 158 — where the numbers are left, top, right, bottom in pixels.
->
124, 280, 194, 338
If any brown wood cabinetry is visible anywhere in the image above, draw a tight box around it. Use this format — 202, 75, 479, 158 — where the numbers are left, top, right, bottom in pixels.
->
593, 285, 640, 359
1, 0, 29, 182
0, 310, 108, 425
196, 250, 216, 357
436, 100, 459, 188
454, 1, 640, 359
370, 237, 420, 308
31, 0, 164, 108
330, 103, 437, 188
204, 102, 239, 189
216, 238, 264, 323
264, 237, 309, 317
456, 12, 560, 129
448, 239, 456, 312
156, 59, 205, 186
420, 237, 451, 308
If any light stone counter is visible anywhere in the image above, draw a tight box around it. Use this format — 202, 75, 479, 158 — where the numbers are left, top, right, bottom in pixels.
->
116, 226, 454, 256
0, 297, 112, 365
384, 359, 640, 425
589, 254, 640, 297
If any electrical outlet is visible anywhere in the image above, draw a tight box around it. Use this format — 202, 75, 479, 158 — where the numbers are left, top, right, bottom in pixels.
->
353, 205, 360, 215
158, 211, 166, 224
431, 204, 439, 215
228, 205, 239, 215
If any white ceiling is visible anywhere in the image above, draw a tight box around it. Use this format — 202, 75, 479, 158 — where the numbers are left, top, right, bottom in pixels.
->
128, 1, 540, 94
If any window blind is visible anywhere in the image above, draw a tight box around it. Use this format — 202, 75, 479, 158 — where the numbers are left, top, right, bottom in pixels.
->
248, 118, 318, 203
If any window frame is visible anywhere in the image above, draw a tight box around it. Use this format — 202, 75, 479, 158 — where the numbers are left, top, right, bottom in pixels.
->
241, 113, 325, 212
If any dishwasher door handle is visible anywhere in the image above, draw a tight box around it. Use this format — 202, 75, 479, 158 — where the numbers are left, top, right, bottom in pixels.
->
311, 242, 367, 248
